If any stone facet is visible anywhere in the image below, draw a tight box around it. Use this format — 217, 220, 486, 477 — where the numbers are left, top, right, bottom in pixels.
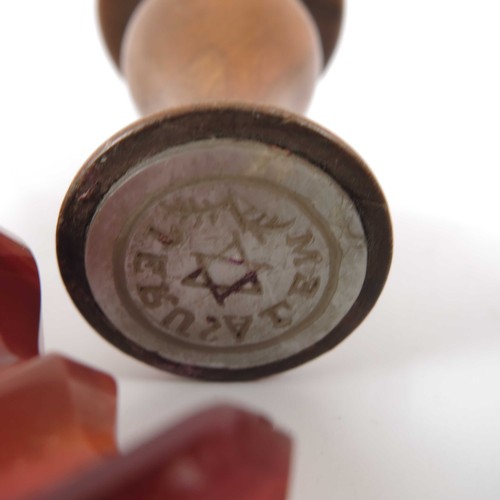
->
0, 354, 117, 499
0, 231, 41, 366
41, 406, 292, 500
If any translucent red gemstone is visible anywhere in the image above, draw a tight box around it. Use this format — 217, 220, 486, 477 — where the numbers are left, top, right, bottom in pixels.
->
0, 354, 117, 499
41, 405, 292, 500
0, 231, 41, 365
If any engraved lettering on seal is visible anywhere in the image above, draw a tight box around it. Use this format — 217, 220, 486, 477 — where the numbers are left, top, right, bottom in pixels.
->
119, 178, 342, 350
224, 315, 253, 342
286, 230, 323, 266
288, 272, 321, 298
259, 301, 293, 329
161, 308, 195, 338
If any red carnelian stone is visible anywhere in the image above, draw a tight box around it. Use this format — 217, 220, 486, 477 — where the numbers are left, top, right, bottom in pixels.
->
0, 231, 41, 365
42, 406, 292, 500
0, 354, 117, 499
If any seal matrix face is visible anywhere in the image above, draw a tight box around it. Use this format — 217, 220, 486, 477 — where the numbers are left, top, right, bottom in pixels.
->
118, 175, 342, 350
57, 107, 392, 380
85, 140, 367, 370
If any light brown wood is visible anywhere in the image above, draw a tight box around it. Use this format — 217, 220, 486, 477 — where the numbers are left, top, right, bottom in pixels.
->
122, 0, 322, 115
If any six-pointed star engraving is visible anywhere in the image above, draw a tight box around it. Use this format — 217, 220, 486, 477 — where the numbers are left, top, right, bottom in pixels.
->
181, 232, 271, 305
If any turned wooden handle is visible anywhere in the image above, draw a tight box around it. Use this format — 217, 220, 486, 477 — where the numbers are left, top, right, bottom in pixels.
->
108, 0, 323, 115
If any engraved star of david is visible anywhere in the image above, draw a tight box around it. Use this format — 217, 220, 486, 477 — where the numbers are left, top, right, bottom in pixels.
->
181, 232, 271, 306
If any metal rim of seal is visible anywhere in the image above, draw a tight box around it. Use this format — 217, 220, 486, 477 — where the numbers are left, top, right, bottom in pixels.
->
57, 105, 392, 381
97, 0, 344, 70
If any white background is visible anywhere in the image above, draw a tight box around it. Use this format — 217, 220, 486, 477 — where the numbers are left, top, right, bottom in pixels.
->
1, 1, 499, 499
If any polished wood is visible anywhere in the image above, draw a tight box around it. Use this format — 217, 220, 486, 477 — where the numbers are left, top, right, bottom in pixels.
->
305, 0, 343, 66
98, 0, 343, 71
98, 0, 141, 69
121, 0, 322, 115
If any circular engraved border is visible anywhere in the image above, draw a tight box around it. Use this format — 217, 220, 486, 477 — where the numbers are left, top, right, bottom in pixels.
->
57, 104, 393, 381
113, 175, 342, 353
83, 138, 366, 368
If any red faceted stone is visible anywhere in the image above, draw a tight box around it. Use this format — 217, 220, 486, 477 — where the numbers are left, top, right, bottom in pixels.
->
0, 231, 41, 365
41, 406, 292, 500
0, 354, 117, 499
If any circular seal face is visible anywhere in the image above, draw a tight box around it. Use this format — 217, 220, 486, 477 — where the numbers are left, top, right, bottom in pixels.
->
85, 140, 367, 370
57, 106, 392, 380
